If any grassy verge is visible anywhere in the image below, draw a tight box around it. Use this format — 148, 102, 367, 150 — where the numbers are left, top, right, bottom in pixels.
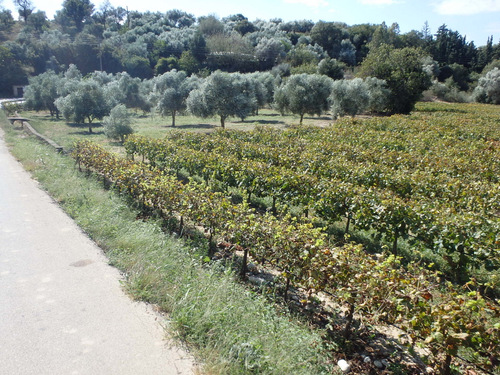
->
12, 107, 331, 152
0, 111, 336, 375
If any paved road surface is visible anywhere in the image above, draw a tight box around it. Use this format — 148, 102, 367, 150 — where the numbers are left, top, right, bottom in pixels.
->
0, 127, 194, 374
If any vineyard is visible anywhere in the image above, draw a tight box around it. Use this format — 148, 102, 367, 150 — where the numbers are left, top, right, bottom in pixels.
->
72, 102, 500, 374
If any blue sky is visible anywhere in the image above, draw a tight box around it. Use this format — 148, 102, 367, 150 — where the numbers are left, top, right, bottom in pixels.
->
4, 0, 499, 46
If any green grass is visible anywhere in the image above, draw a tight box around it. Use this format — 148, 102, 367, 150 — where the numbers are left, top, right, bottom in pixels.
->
18, 107, 331, 152
0, 110, 336, 375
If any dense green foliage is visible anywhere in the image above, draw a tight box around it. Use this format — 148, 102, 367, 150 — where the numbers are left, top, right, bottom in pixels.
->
273, 73, 332, 123
329, 77, 389, 118
2, 0, 500, 109
359, 45, 432, 113
55, 77, 110, 131
102, 104, 133, 142
150, 70, 200, 126
23, 70, 61, 117
187, 71, 257, 127
473, 67, 500, 104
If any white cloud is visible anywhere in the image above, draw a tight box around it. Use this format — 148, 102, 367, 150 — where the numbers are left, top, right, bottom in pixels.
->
434, 0, 500, 15
359, 0, 401, 4
283, 0, 329, 7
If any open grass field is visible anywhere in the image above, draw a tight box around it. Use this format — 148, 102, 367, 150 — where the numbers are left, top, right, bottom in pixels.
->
14, 107, 331, 151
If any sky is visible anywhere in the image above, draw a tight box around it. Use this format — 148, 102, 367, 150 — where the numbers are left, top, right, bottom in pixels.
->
3, 0, 499, 47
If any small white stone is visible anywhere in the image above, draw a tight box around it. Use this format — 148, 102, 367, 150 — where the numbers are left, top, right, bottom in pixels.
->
381, 359, 389, 367
337, 359, 351, 373
363, 355, 372, 363
374, 360, 384, 369
247, 262, 258, 273
248, 275, 265, 286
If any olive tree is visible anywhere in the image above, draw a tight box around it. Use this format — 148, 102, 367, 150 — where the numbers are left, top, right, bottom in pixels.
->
55, 78, 111, 132
246, 72, 275, 114
103, 104, 134, 143
14, 0, 33, 22
273, 73, 332, 124
473, 67, 500, 104
255, 37, 286, 70
0, 9, 14, 34
330, 78, 370, 119
364, 77, 391, 113
151, 70, 199, 126
103, 72, 150, 111
317, 57, 345, 80
187, 71, 257, 128
24, 70, 62, 118
329, 77, 390, 119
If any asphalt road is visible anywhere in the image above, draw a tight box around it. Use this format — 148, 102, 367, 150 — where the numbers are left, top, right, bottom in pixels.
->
0, 127, 194, 374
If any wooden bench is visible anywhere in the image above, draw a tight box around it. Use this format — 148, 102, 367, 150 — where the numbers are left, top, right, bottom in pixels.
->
8, 117, 64, 153
7, 117, 30, 125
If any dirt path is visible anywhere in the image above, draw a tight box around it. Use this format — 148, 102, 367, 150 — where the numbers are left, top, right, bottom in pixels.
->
0, 127, 195, 374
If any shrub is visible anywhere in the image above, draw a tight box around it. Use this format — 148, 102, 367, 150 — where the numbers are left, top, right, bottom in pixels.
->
473, 67, 500, 104
103, 104, 134, 143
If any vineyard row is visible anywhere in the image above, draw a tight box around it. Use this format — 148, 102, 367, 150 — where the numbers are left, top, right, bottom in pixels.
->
73, 140, 499, 373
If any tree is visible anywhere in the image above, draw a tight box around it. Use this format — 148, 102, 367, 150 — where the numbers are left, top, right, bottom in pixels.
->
233, 18, 256, 36
165, 9, 195, 28
273, 73, 333, 124
476, 36, 494, 72
189, 31, 207, 63
364, 77, 390, 113
55, 78, 110, 132
0, 46, 26, 96
338, 39, 356, 66
92, 0, 126, 29
348, 23, 377, 64
0, 9, 14, 35
358, 44, 431, 114
330, 78, 370, 119
14, 0, 33, 22
279, 19, 315, 33
473, 67, 500, 104
24, 70, 62, 118
432, 24, 477, 68
73, 32, 101, 74
151, 70, 199, 126
25, 11, 48, 35
255, 37, 286, 70
310, 21, 348, 58
329, 77, 389, 119
178, 51, 200, 75
154, 56, 179, 75
206, 32, 257, 72
368, 22, 401, 50
114, 72, 149, 110
59, 0, 94, 32
103, 104, 134, 143
187, 71, 257, 128
286, 44, 326, 68
198, 15, 224, 36
247, 72, 275, 113
482, 59, 500, 74
317, 57, 345, 80
124, 56, 153, 79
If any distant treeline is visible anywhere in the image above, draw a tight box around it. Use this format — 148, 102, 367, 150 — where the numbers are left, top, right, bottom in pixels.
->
1, 1, 499, 97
